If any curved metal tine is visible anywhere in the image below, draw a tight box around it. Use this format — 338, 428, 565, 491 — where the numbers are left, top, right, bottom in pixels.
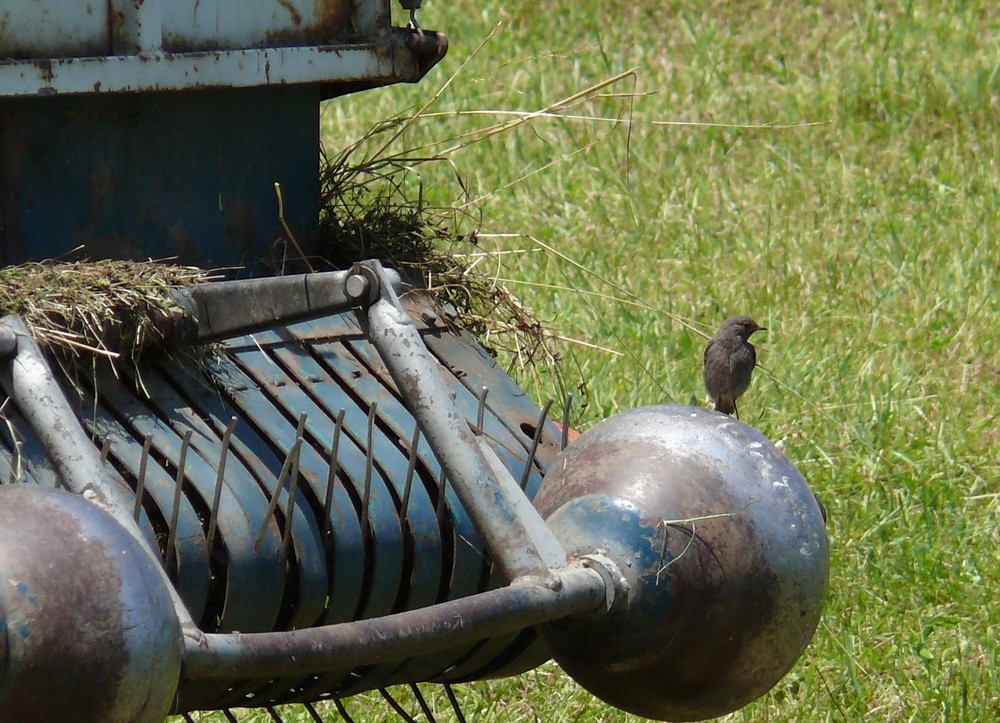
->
133, 433, 153, 522
561, 392, 574, 451
254, 434, 304, 551
321, 409, 347, 539
265, 705, 288, 722
165, 429, 193, 567
180, 714, 196, 723
400, 425, 421, 521
99, 434, 112, 467
444, 683, 468, 723
379, 687, 420, 723
206, 416, 238, 553
361, 402, 377, 540
281, 412, 308, 553
475, 385, 488, 435
221, 709, 240, 723
410, 683, 437, 722
303, 702, 326, 723
435, 466, 448, 521
333, 697, 358, 723
519, 399, 554, 490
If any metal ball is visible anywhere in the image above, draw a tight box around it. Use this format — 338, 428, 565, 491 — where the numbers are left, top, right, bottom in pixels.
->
535, 405, 829, 721
0, 485, 182, 723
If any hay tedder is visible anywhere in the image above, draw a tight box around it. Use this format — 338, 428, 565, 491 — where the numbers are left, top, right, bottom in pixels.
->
0, 3, 829, 722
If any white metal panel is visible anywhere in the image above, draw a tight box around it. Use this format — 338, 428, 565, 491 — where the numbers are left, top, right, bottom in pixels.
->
0, 1, 110, 59
160, 0, 354, 52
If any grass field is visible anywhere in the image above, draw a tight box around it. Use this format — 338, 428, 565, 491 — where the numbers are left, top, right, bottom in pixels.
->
179, 1, 998, 721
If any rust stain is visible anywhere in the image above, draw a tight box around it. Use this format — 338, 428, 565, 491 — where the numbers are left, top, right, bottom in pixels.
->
276, 0, 304, 26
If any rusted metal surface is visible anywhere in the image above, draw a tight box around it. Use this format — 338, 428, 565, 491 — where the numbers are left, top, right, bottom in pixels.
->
182, 564, 606, 680
0, 1, 110, 60
0, 30, 438, 97
535, 404, 829, 721
0, 485, 182, 723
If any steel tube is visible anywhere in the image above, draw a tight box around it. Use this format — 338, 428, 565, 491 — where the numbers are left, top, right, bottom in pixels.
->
182, 565, 606, 679
361, 263, 568, 581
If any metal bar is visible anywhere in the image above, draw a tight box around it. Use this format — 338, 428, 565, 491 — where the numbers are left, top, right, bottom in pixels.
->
475, 386, 488, 435
561, 392, 574, 451
379, 688, 419, 723
410, 684, 436, 722
205, 418, 238, 553
444, 684, 468, 723
400, 425, 421, 519
171, 269, 401, 345
321, 409, 346, 540
165, 430, 193, 567
359, 262, 567, 580
133, 434, 153, 523
520, 399, 553, 490
182, 564, 605, 680
254, 436, 304, 551
0, 32, 443, 98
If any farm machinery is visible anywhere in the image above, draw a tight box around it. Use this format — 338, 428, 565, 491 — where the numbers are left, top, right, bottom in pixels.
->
0, 2, 829, 721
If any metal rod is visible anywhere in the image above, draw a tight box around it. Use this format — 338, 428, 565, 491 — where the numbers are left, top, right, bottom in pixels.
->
475, 386, 488, 435
133, 434, 153, 523
165, 430, 193, 567
321, 409, 346, 539
182, 564, 606, 679
400, 425, 421, 519
561, 392, 574, 450
520, 399, 553, 490
444, 684, 468, 723
170, 268, 403, 345
333, 698, 357, 723
361, 402, 377, 539
99, 435, 112, 466
255, 436, 303, 551
379, 688, 419, 723
221, 709, 239, 723
410, 683, 436, 723
360, 262, 567, 580
303, 703, 325, 723
206, 417, 238, 553
435, 466, 448, 521
281, 435, 304, 554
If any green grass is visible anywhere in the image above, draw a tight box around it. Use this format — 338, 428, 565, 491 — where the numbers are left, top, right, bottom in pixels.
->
178, 1, 998, 721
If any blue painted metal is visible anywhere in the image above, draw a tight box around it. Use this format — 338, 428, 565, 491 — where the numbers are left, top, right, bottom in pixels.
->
0, 87, 318, 271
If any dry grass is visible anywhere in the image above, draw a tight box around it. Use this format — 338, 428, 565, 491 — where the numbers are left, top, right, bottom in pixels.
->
0, 259, 218, 360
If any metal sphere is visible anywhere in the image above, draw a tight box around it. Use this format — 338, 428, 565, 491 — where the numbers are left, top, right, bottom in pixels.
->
0, 485, 182, 723
535, 405, 829, 721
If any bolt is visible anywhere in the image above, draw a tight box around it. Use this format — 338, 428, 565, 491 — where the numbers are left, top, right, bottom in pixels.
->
344, 273, 371, 303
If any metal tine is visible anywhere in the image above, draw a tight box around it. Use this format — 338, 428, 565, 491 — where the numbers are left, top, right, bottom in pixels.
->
475, 385, 489, 435
378, 687, 420, 723
361, 402, 377, 540
281, 413, 308, 554
255, 434, 304, 551
400, 424, 421, 521
99, 434, 112, 467
303, 702, 326, 723
561, 392, 574, 450
205, 416, 238, 553
519, 398, 554, 490
444, 683, 469, 723
221, 709, 239, 723
180, 714, 196, 723
410, 683, 438, 723
133, 433, 153, 523
436, 466, 448, 520
333, 697, 358, 723
321, 408, 346, 540
164, 430, 192, 568
265, 705, 288, 723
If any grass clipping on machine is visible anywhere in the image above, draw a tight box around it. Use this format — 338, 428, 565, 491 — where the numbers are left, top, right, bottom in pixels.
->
0, 259, 217, 361
316, 122, 558, 374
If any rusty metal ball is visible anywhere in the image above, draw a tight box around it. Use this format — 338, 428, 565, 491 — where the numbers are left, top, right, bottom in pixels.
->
534, 405, 829, 721
0, 485, 182, 723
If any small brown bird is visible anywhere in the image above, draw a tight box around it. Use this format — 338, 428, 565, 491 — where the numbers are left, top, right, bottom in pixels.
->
703, 315, 766, 418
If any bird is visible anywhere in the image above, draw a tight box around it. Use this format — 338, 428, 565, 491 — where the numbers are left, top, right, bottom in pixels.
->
703, 315, 766, 419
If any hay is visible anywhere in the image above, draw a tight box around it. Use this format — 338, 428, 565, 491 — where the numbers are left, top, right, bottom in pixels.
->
0, 259, 218, 360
